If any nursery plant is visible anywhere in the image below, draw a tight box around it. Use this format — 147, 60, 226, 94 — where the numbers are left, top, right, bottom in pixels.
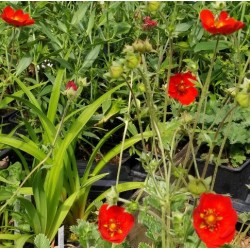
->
0, 1, 250, 248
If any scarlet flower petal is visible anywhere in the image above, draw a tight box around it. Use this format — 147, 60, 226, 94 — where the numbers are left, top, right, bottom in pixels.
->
200, 9, 245, 35
200, 9, 215, 28
193, 193, 237, 248
98, 204, 134, 244
1, 6, 34, 27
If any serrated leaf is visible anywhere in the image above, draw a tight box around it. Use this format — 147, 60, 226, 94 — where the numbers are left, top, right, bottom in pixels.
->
34, 234, 50, 248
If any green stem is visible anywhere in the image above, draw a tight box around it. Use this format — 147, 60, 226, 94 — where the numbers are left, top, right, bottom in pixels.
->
115, 73, 133, 188
182, 36, 220, 176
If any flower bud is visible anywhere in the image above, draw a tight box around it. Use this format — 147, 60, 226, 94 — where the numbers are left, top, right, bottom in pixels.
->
132, 39, 145, 53
109, 64, 123, 79
187, 175, 211, 195
78, 77, 89, 87
63, 80, 78, 99
138, 83, 146, 93
212, 1, 226, 10
180, 111, 193, 123
106, 186, 119, 205
147, 1, 160, 12
126, 54, 140, 69
144, 39, 153, 52
235, 92, 250, 108
122, 44, 134, 54
126, 201, 139, 213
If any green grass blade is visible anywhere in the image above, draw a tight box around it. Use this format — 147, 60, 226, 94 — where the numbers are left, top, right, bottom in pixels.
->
33, 170, 47, 233
47, 191, 78, 242
0, 82, 46, 109
92, 131, 153, 176
47, 68, 65, 124
44, 83, 125, 233
0, 135, 49, 162
18, 196, 42, 234
11, 74, 41, 110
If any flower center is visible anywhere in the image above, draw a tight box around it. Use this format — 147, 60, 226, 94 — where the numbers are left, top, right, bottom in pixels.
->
215, 20, 225, 29
199, 208, 223, 231
177, 81, 188, 94
104, 219, 123, 237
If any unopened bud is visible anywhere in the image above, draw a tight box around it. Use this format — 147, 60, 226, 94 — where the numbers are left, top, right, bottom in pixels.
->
147, 1, 160, 12
106, 186, 119, 205
63, 80, 78, 99
110, 64, 123, 79
187, 175, 211, 195
122, 45, 134, 54
78, 77, 89, 87
235, 92, 250, 108
132, 39, 145, 53
144, 39, 153, 52
212, 1, 226, 10
126, 54, 140, 69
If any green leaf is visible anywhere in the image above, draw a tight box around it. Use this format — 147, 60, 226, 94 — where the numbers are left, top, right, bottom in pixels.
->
174, 22, 192, 33
15, 57, 32, 76
71, 2, 91, 26
15, 234, 33, 248
86, 9, 95, 37
0, 135, 49, 162
18, 196, 42, 234
194, 41, 230, 53
47, 68, 65, 124
91, 131, 153, 176
81, 45, 101, 69
0, 83, 46, 109
44, 83, 125, 234
34, 234, 50, 248
113, 22, 131, 36
47, 191, 78, 241
11, 75, 41, 110
33, 170, 47, 233
0, 233, 33, 248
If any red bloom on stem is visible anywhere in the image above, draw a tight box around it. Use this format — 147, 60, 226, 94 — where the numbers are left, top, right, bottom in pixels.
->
193, 193, 238, 248
1, 6, 35, 27
142, 16, 157, 30
200, 9, 245, 35
98, 204, 134, 244
66, 80, 78, 91
168, 72, 198, 105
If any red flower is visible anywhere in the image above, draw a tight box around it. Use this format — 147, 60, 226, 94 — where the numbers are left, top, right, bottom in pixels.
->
142, 16, 157, 30
1, 6, 35, 27
98, 204, 134, 244
200, 9, 245, 35
168, 72, 198, 105
193, 193, 237, 248
66, 80, 78, 91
